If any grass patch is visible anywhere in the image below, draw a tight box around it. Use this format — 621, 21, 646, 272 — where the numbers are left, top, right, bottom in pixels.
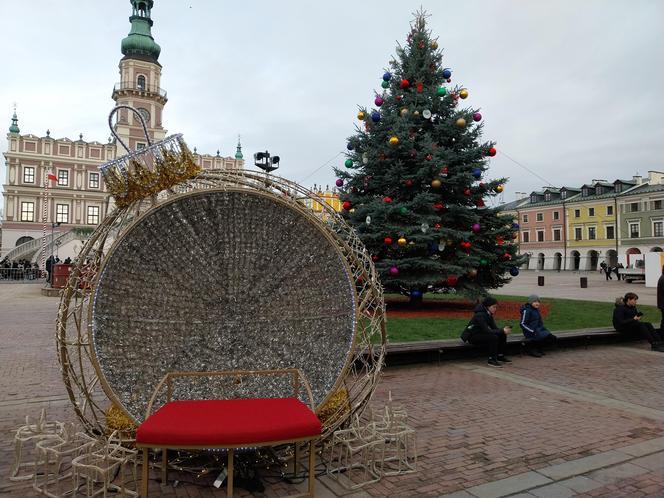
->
386, 294, 660, 343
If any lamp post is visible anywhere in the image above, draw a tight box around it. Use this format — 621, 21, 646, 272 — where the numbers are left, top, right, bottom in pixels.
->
51, 222, 61, 258
253, 151, 280, 173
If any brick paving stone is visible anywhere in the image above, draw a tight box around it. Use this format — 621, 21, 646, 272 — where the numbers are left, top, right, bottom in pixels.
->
529, 482, 576, 498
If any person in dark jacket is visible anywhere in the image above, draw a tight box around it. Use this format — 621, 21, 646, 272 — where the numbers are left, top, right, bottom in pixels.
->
613, 292, 664, 352
658, 266, 664, 334
519, 295, 557, 357
461, 296, 512, 367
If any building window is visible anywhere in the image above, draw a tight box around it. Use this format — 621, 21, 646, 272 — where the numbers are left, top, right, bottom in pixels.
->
574, 209, 580, 218
553, 228, 561, 241
606, 226, 615, 239
615, 183, 622, 193
654, 221, 663, 238
596, 187, 603, 195
136, 142, 146, 151
522, 231, 530, 243
23, 166, 35, 183
530, 194, 537, 203
523, 214, 529, 223
588, 207, 595, 217
607, 205, 613, 215
20, 202, 35, 222
57, 170, 69, 186
654, 200, 663, 210
588, 227, 596, 240
137, 108, 150, 124
574, 227, 582, 240
536, 213, 543, 222
545, 193, 551, 202
561, 191, 567, 199
89, 172, 100, 189
56, 204, 69, 223
137, 75, 146, 90
537, 230, 545, 242
87, 206, 100, 225
630, 202, 639, 213
582, 188, 588, 197
629, 223, 640, 238
553, 211, 560, 221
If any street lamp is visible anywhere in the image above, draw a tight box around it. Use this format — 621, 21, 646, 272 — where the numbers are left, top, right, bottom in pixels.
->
253, 151, 280, 173
51, 222, 62, 259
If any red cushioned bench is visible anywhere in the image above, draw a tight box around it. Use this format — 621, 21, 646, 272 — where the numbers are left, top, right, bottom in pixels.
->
136, 369, 322, 498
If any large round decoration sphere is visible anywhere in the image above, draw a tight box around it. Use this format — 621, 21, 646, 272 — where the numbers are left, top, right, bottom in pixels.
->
375, 96, 384, 107
335, 179, 343, 187
400, 108, 409, 117
89, 189, 360, 423
344, 159, 353, 168
399, 206, 409, 215
357, 111, 365, 120
510, 266, 520, 277
346, 143, 354, 151
512, 222, 520, 230
473, 112, 482, 122
442, 68, 452, 79
496, 184, 504, 193
431, 179, 442, 188
400, 79, 410, 89
472, 168, 482, 179
383, 196, 393, 203
389, 266, 399, 275
488, 147, 497, 157
422, 109, 432, 119
411, 289, 423, 298
472, 223, 481, 233
389, 136, 399, 146
431, 41, 438, 50
383, 72, 392, 81
371, 111, 381, 122
446, 275, 458, 286
342, 200, 352, 210
384, 237, 393, 245
468, 268, 478, 278
397, 237, 407, 246
437, 87, 447, 96
456, 118, 467, 128
381, 81, 389, 89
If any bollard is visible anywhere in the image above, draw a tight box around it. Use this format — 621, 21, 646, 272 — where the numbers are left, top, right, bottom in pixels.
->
580, 277, 588, 288
537, 276, 544, 286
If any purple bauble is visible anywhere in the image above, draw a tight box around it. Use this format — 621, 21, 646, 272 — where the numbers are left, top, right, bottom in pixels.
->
472, 223, 481, 233
375, 96, 384, 107
335, 179, 344, 187
389, 266, 399, 276
473, 112, 482, 122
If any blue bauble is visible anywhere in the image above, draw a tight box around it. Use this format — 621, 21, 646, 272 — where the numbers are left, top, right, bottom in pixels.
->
509, 267, 520, 277
383, 71, 392, 81
411, 289, 422, 298
347, 143, 354, 151
512, 222, 520, 230
472, 168, 482, 179
371, 111, 381, 123
442, 68, 452, 79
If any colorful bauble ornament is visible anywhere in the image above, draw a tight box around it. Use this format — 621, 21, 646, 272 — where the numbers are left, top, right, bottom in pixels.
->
446, 275, 458, 286
395, 95, 402, 102
415, 81, 424, 93
431, 41, 438, 49
357, 111, 365, 120
460, 241, 471, 250
397, 237, 407, 246
512, 222, 520, 230
384, 236, 392, 245
502, 252, 512, 261
389, 266, 399, 276
480, 258, 488, 266
433, 202, 444, 211
383, 72, 392, 81
399, 206, 408, 215
421, 223, 429, 233
431, 179, 442, 188
365, 215, 371, 224
409, 149, 417, 158
383, 196, 393, 203
346, 142, 354, 151
371, 254, 379, 262
425, 154, 433, 161
378, 152, 386, 161
400, 108, 408, 117
344, 159, 353, 168
440, 166, 449, 177
371, 111, 381, 123
456, 118, 467, 128
468, 268, 478, 278
342, 201, 351, 210
472, 168, 482, 179
389, 136, 399, 146
442, 68, 452, 79
381, 81, 389, 89
496, 184, 504, 193
374, 96, 384, 107
472, 223, 481, 232
459, 89, 469, 99
434, 223, 442, 230
473, 112, 482, 122
411, 289, 423, 298
335, 178, 343, 187
488, 147, 497, 157
464, 188, 472, 196
422, 109, 432, 119
400, 79, 410, 89
437, 87, 447, 96
509, 266, 520, 277
404, 179, 414, 187
413, 110, 420, 118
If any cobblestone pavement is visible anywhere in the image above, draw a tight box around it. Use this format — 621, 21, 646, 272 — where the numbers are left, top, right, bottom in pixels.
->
1, 283, 663, 497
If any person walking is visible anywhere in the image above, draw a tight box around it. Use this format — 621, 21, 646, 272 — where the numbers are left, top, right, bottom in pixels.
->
613, 292, 664, 352
657, 265, 664, 333
519, 295, 557, 357
600, 261, 612, 280
461, 296, 512, 367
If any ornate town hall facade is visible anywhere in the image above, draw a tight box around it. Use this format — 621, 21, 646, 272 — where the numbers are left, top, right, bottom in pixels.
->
1, 0, 243, 260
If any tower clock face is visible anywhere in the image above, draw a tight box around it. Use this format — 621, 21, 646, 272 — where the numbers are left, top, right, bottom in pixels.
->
137, 108, 150, 124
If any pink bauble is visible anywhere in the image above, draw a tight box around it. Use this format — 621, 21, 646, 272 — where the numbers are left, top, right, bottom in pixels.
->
472, 223, 481, 232
335, 178, 344, 187
473, 112, 482, 122
389, 266, 399, 275
375, 96, 384, 107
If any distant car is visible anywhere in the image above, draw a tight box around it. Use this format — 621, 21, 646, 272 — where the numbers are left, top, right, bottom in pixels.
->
618, 268, 645, 283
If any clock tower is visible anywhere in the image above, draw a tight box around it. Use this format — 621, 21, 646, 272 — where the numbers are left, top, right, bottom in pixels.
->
112, 0, 167, 151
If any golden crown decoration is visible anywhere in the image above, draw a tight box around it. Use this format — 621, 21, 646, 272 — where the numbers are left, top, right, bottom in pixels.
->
98, 105, 201, 208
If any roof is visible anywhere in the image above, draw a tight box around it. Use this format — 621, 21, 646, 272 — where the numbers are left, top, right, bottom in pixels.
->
618, 183, 664, 196
497, 198, 528, 211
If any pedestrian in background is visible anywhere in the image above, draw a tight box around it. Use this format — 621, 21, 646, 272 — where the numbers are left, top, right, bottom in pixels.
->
657, 265, 664, 333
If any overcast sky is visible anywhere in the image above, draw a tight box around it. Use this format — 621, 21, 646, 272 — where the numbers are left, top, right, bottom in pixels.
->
2, 0, 663, 204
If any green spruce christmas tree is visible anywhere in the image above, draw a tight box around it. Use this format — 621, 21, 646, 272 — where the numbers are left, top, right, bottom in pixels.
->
335, 12, 522, 303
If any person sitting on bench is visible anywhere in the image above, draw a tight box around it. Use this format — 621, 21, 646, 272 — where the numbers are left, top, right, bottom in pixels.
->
519, 295, 557, 357
613, 292, 664, 352
461, 296, 512, 367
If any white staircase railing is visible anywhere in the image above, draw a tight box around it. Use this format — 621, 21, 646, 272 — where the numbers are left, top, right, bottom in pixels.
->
3, 234, 57, 263
32, 230, 81, 265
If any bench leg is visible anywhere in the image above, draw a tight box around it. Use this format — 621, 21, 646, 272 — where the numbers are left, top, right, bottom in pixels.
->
161, 448, 168, 486
227, 448, 234, 498
307, 439, 316, 497
141, 448, 149, 498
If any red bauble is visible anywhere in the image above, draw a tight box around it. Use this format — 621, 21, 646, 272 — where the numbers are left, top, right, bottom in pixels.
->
400, 79, 410, 89
383, 196, 393, 203
502, 252, 512, 260
351, 186, 358, 193
447, 275, 458, 286
433, 203, 445, 210
447, 78, 452, 83
440, 166, 449, 177
371, 255, 379, 262
415, 81, 424, 93
488, 147, 497, 157
434, 223, 442, 230
418, 41, 425, 49
395, 95, 403, 102
464, 188, 472, 196
364, 121, 370, 131
342, 201, 351, 210
425, 154, 433, 161
378, 153, 386, 161
476, 199, 486, 208
404, 179, 414, 187
496, 236, 504, 245
384, 237, 393, 245
409, 149, 417, 158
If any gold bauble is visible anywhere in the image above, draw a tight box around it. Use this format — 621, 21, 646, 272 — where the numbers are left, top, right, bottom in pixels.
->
468, 268, 478, 278
496, 184, 504, 193
400, 108, 409, 117
413, 110, 420, 117
456, 118, 467, 128
389, 136, 400, 146
459, 89, 469, 99
398, 237, 407, 246
357, 111, 365, 120
431, 179, 442, 188
431, 41, 439, 50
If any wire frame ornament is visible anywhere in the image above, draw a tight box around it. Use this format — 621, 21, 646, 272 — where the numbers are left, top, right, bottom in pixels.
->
56, 169, 386, 443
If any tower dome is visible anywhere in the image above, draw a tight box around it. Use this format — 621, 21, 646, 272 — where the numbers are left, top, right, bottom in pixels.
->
121, 0, 161, 62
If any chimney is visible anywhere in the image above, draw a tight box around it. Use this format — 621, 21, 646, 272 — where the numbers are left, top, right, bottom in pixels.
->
633, 175, 642, 185
514, 192, 528, 200
647, 170, 664, 184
